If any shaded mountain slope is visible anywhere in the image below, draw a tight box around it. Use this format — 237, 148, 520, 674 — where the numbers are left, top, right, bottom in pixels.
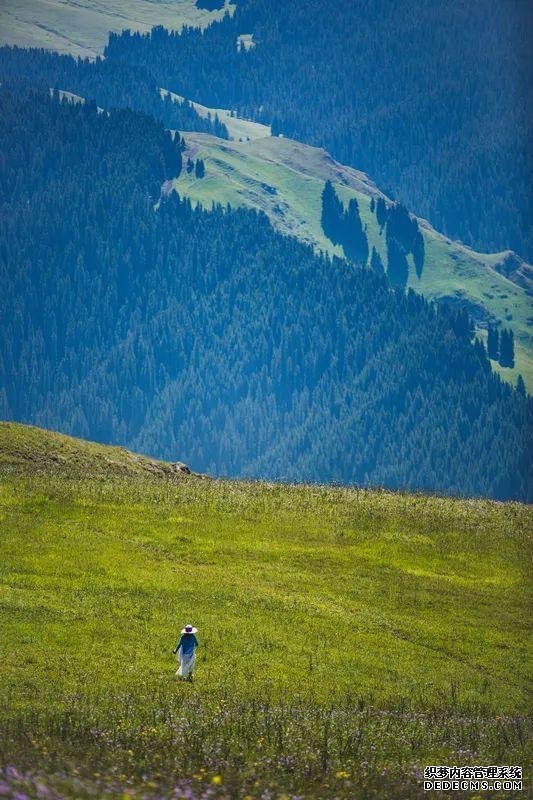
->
1, 88, 531, 500
0, 43, 530, 388
104, 2, 533, 261
174, 130, 533, 389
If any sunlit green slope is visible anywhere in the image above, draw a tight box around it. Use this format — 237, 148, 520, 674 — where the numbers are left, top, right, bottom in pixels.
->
0, 0, 233, 59
1, 421, 530, 710
1, 422, 530, 797
174, 130, 533, 390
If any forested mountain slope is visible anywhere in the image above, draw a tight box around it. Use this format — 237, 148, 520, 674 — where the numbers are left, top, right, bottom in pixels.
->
174, 130, 533, 390
1, 44, 531, 389
1, 88, 531, 500
0, 45, 229, 138
104, 1, 533, 261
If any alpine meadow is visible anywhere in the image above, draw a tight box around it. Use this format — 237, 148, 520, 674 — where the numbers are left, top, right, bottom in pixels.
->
0, 1, 532, 799
0, 423, 531, 799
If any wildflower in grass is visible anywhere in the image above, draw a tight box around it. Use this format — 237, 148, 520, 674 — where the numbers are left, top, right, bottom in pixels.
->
211, 774, 223, 784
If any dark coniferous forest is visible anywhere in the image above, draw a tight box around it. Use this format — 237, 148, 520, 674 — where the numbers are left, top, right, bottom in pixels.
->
0, 46, 229, 139
104, 0, 533, 261
1, 89, 531, 501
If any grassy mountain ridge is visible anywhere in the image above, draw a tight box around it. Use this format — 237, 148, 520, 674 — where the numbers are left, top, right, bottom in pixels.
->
39, 85, 532, 393
160, 87, 271, 141
17, 82, 532, 388
0, 421, 198, 480
0, 422, 531, 797
174, 127, 533, 390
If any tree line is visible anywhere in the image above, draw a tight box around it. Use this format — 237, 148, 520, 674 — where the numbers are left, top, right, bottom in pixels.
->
321, 182, 425, 289
0, 45, 229, 139
103, 1, 533, 261
321, 180, 368, 267
488, 326, 515, 369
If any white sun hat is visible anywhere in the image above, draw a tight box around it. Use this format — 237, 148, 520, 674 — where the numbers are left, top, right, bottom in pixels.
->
181, 623, 198, 634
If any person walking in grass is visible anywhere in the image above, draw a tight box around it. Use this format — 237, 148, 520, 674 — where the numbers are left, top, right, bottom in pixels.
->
173, 623, 198, 681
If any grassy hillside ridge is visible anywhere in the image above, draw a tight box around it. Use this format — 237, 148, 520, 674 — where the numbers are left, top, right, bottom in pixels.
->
1, 420, 531, 708
0, 0, 233, 59
0, 422, 531, 797
0, 422, 197, 480
160, 87, 271, 141
175, 129, 533, 390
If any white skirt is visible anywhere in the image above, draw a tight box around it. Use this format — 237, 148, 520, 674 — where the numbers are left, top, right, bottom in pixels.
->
176, 647, 196, 678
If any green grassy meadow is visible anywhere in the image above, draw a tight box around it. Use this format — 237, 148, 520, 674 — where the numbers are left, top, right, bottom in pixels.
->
0, 0, 233, 58
161, 89, 271, 142
175, 131, 533, 391
0, 423, 531, 798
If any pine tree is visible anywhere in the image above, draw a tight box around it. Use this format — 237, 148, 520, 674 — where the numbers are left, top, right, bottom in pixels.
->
195, 158, 205, 179
386, 235, 409, 290
499, 329, 508, 366
370, 246, 384, 274
473, 337, 487, 363
342, 197, 368, 265
213, 114, 227, 138
452, 308, 474, 341
376, 196, 388, 228
487, 326, 499, 360
516, 374, 526, 396
412, 229, 425, 278
370, 197, 375, 214
320, 180, 344, 245
499, 328, 515, 368
387, 203, 417, 249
